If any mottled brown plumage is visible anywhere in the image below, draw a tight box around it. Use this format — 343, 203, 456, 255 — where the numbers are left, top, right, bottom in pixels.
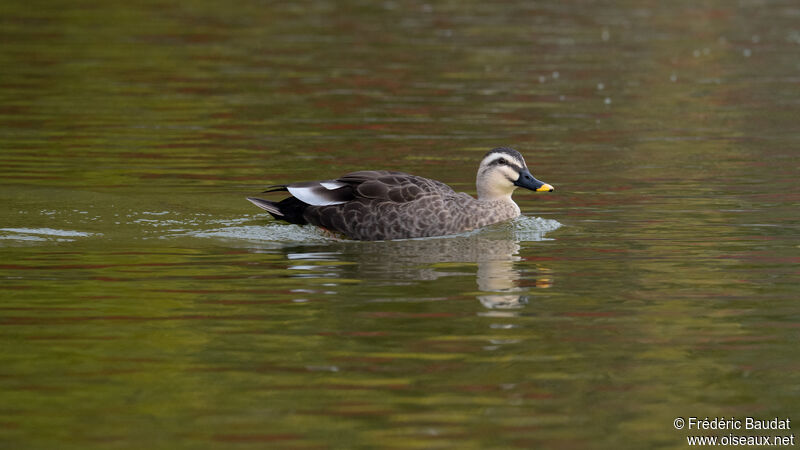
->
247, 147, 553, 241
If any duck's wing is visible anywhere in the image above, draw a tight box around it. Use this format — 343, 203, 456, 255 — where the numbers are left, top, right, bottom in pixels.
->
270, 170, 454, 207
337, 170, 456, 203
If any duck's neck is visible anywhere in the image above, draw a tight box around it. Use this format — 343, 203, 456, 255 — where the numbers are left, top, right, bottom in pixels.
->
477, 186, 515, 203
477, 191, 520, 212
471, 193, 521, 227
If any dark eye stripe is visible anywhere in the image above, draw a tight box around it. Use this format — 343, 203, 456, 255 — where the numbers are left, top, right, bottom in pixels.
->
484, 156, 524, 172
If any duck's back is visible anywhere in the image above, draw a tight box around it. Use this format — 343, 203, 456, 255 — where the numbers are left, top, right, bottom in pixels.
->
338, 170, 453, 200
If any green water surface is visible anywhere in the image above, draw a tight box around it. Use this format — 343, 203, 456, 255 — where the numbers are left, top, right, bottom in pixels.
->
1, 1, 799, 448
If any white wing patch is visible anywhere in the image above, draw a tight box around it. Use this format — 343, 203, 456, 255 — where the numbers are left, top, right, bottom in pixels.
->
287, 185, 348, 206
320, 181, 346, 190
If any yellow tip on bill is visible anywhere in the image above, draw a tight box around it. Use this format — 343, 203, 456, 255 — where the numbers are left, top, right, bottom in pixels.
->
536, 183, 554, 192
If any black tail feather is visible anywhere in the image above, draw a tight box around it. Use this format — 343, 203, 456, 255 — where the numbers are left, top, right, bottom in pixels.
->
246, 196, 308, 225
261, 185, 289, 194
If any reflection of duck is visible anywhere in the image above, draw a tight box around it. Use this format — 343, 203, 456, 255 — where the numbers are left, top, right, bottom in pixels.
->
476, 248, 528, 310
247, 147, 553, 240
285, 225, 555, 309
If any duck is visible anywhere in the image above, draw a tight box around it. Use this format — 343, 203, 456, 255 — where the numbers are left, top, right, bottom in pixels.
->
246, 147, 553, 241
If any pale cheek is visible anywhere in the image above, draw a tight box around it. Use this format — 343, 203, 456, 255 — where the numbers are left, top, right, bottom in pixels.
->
489, 173, 506, 187
500, 167, 519, 182
489, 173, 516, 194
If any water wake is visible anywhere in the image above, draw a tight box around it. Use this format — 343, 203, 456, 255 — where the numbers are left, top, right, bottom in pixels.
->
0, 227, 97, 242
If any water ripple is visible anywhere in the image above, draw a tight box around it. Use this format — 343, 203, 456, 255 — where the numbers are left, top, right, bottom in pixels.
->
188, 215, 562, 244
188, 224, 334, 243
0, 227, 97, 242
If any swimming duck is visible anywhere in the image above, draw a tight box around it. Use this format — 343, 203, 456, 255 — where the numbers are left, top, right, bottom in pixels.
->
246, 147, 553, 241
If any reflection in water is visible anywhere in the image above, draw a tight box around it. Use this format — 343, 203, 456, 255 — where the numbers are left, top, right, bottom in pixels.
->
475, 241, 527, 310
282, 217, 560, 310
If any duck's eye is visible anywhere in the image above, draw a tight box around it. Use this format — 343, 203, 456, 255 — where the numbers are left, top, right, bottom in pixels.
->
498, 158, 506, 165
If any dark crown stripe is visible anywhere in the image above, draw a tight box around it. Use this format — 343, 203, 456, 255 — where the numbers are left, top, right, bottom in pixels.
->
483, 147, 526, 168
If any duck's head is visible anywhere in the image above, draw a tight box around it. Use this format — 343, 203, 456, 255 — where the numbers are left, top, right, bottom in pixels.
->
476, 147, 553, 201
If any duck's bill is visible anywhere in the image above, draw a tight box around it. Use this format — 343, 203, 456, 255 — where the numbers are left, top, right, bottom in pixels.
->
515, 169, 554, 192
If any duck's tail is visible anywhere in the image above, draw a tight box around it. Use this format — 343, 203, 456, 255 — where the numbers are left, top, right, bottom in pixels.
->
246, 196, 309, 225
246, 197, 282, 216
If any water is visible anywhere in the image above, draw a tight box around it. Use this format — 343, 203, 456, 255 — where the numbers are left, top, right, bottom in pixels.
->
2, 1, 799, 448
